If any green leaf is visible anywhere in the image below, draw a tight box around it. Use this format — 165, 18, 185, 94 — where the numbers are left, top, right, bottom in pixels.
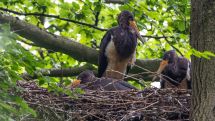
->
177, 21, 185, 32
0, 101, 17, 114
72, 2, 80, 10
204, 51, 215, 57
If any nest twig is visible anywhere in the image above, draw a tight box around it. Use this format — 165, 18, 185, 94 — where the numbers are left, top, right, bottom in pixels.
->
17, 81, 191, 121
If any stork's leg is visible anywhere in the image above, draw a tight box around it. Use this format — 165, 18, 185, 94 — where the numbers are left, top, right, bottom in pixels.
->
116, 59, 130, 79
105, 58, 117, 78
106, 58, 129, 79
187, 79, 192, 89
160, 80, 165, 89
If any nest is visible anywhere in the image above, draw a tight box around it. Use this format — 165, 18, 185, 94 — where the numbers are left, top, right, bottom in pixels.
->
18, 81, 191, 121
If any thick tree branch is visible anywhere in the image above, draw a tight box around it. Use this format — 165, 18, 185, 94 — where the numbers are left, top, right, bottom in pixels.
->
22, 60, 160, 81
0, 13, 98, 64
22, 65, 96, 80
0, 13, 161, 80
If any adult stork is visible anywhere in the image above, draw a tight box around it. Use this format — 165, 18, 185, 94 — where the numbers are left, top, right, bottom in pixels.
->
153, 50, 191, 89
70, 70, 137, 91
98, 10, 145, 79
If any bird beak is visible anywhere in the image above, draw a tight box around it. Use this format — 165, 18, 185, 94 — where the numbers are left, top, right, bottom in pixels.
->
70, 79, 81, 88
152, 60, 168, 81
129, 21, 145, 44
156, 60, 168, 74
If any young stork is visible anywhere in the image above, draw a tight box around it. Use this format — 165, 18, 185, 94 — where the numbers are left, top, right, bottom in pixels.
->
153, 50, 191, 89
70, 70, 137, 91
98, 10, 145, 79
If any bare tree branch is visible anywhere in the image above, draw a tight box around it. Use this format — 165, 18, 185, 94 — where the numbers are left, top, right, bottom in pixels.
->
94, 11, 100, 26
104, 0, 125, 4
0, 7, 174, 39
0, 7, 108, 31
142, 35, 174, 39
161, 33, 184, 56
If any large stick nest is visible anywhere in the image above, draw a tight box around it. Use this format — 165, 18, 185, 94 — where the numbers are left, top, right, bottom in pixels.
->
18, 81, 191, 121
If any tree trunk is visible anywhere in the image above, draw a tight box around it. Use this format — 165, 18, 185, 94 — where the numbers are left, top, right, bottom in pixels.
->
190, 0, 215, 121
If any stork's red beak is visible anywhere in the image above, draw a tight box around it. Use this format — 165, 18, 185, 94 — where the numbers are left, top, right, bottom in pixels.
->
156, 60, 168, 74
129, 21, 145, 44
70, 79, 81, 88
152, 60, 169, 81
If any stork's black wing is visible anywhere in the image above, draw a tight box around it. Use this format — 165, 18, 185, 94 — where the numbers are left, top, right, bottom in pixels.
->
98, 30, 112, 77
118, 81, 137, 90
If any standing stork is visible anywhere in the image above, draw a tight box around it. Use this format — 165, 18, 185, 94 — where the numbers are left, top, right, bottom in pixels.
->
153, 50, 191, 89
98, 10, 145, 79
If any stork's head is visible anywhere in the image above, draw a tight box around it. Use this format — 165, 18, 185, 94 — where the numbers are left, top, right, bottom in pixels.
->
155, 50, 178, 75
117, 10, 145, 43
118, 10, 134, 28
70, 70, 95, 88
77, 70, 95, 84
163, 50, 178, 64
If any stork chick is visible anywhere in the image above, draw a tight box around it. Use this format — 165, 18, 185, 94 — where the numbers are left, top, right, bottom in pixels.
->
153, 50, 191, 89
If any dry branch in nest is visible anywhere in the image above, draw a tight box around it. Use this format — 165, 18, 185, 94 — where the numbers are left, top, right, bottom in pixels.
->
17, 81, 191, 121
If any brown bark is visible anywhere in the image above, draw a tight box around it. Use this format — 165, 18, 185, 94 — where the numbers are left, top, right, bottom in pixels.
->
0, 13, 161, 80
21, 65, 96, 80
190, 0, 215, 120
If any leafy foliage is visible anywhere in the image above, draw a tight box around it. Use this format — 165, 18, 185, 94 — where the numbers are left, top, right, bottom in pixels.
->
1, 0, 214, 60
0, 0, 215, 119
0, 24, 37, 120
